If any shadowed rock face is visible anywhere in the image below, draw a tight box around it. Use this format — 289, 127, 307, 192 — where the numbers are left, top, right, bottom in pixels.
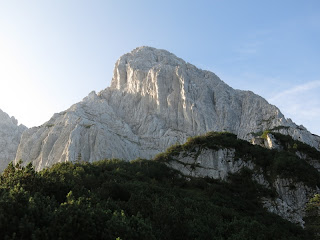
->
166, 146, 316, 226
14, 46, 320, 170
0, 109, 27, 171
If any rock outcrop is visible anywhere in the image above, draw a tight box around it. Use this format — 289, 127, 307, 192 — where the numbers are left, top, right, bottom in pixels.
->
262, 178, 316, 226
164, 134, 319, 226
0, 109, 27, 171
167, 148, 255, 180
15, 46, 320, 170
252, 133, 282, 150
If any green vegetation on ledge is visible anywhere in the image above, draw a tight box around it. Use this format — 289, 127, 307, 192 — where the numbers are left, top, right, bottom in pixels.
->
154, 132, 320, 187
0, 159, 313, 240
271, 132, 320, 160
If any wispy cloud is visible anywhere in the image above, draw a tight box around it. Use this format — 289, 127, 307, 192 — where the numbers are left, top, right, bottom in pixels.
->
268, 80, 320, 135
269, 80, 320, 102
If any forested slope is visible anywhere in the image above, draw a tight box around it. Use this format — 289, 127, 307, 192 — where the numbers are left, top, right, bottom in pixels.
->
0, 157, 313, 240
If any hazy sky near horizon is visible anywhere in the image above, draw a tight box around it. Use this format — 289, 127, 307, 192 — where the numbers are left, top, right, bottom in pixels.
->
0, 0, 319, 135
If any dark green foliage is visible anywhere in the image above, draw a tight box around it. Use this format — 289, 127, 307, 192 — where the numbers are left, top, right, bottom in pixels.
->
270, 126, 290, 131
155, 132, 320, 187
271, 132, 320, 160
0, 159, 313, 239
304, 194, 320, 239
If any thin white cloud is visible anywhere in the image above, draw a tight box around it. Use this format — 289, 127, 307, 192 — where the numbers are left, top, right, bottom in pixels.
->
268, 80, 320, 135
269, 80, 320, 102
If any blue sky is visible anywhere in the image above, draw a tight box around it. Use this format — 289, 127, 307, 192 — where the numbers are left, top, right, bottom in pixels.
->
0, 0, 319, 135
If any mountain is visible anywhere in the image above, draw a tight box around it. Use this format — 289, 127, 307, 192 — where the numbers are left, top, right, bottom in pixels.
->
0, 109, 27, 171
1, 46, 320, 236
15, 46, 320, 170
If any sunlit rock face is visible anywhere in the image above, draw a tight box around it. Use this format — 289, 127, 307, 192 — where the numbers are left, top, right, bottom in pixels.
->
0, 109, 27, 171
15, 46, 320, 170
251, 133, 282, 150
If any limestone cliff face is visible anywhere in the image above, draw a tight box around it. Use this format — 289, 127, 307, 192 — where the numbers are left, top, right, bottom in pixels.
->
15, 93, 143, 170
262, 178, 316, 226
0, 109, 27, 171
167, 146, 317, 226
15, 46, 320, 170
167, 148, 255, 180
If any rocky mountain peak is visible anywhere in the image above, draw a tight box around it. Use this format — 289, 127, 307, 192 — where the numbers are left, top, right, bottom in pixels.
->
13, 47, 320, 171
110, 46, 219, 94
0, 109, 18, 126
114, 46, 185, 72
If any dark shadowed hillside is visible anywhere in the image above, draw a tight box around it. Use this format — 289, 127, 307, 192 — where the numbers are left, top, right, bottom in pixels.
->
1, 131, 318, 239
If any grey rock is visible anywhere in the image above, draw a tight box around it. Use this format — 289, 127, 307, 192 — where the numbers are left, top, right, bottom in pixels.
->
252, 133, 282, 150
0, 109, 27, 171
262, 179, 317, 226
296, 151, 320, 172
265, 133, 282, 149
167, 148, 254, 180
167, 146, 317, 226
